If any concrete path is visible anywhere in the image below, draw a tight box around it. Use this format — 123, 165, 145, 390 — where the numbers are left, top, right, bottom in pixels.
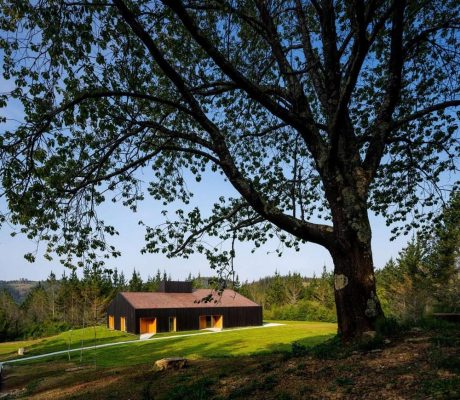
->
139, 333, 155, 340
1, 323, 284, 366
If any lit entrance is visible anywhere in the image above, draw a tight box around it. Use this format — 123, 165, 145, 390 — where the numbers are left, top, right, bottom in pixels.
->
168, 316, 176, 332
140, 318, 157, 334
108, 315, 114, 330
199, 315, 223, 330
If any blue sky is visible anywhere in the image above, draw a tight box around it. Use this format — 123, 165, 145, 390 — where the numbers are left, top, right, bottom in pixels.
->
0, 175, 410, 282
0, 65, 430, 283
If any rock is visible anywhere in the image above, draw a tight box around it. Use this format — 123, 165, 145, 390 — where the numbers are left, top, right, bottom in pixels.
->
154, 357, 188, 371
409, 327, 423, 333
17, 348, 24, 356
404, 337, 430, 343
362, 331, 377, 340
384, 339, 391, 344
370, 349, 383, 353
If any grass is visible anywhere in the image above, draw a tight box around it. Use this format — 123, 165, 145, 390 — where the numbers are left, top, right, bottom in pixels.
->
88, 321, 336, 367
0, 326, 135, 360
2, 321, 458, 400
4, 321, 336, 367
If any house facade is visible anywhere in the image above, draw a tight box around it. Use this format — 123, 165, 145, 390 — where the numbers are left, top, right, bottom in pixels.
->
106, 281, 263, 335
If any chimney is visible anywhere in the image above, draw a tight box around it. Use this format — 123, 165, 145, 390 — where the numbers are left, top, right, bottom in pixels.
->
157, 281, 193, 293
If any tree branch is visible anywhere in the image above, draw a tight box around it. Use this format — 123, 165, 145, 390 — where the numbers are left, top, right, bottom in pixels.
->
363, 0, 406, 181
391, 100, 460, 130
114, 0, 334, 249
294, 0, 328, 110
170, 204, 246, 256
161, 0, 319, 137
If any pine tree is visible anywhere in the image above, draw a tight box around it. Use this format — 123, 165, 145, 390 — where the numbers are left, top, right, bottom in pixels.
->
46, 271, 58, 320
128, 269, 144, 292
266, 271, 287, 309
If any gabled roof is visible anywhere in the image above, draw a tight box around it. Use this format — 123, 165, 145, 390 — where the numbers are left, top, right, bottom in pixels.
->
119, 289, 259, 309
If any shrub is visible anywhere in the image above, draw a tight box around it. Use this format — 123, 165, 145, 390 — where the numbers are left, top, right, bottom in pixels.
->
375, 317, 402, 337
264, 300, 336, 322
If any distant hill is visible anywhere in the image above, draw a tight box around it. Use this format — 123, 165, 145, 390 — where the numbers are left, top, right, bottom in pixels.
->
0, 279, 38, 304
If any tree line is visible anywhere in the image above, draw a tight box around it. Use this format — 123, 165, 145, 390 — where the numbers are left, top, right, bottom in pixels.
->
0, 193, 458, 341
0, 267, 172, 341
377, 193, 460, 321
241, 193, 460, 324
0, 266, 241, 341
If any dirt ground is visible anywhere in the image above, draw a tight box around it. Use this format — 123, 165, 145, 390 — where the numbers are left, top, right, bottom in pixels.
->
1, 325, 459, 400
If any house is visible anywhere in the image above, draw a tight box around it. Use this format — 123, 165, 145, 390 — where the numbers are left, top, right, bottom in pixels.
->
106, 281, 263, 334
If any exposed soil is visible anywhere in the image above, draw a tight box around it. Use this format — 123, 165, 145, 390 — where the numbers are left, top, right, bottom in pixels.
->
1, 325, 458, 400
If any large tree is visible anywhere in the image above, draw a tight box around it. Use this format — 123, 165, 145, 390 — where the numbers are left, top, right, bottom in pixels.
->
0, 0, 459, 339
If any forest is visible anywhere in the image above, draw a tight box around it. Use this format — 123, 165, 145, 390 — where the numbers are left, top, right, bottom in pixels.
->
0, 193, 458, 342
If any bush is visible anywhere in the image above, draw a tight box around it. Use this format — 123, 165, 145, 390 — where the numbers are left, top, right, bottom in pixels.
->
375, 317, 403, 337
264, 300, 336, 322
23, 321, 70, 339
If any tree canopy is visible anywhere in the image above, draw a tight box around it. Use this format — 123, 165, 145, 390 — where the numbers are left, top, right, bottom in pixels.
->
0, 0, 459, 339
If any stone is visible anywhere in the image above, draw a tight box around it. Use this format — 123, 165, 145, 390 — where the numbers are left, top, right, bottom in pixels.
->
154, 357, 188, 371
362, 330, 377, 340
404, 337, 430, 343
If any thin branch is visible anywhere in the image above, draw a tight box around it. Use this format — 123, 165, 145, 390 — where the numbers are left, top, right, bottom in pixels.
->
391, 100, 460, 130
171, 204, 245, 256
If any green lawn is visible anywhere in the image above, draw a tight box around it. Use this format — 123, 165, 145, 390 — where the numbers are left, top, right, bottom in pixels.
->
5, 321, 337, 367
0, 326, 135, 361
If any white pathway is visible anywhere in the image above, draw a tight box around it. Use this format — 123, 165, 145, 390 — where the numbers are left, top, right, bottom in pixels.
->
1, 323, 284, 367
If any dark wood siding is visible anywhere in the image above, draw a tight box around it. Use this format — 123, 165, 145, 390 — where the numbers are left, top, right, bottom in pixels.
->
107, 293, 263, 334
106, 293, 136, 333
134, 306, 262, 334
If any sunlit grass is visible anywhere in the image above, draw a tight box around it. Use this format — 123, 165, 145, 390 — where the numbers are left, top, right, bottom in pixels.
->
0, 326, 134, 360
7, 321, 337, 367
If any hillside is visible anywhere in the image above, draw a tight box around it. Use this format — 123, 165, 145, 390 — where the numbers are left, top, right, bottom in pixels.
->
0, 280, 37, 304
0, 322, 458, 399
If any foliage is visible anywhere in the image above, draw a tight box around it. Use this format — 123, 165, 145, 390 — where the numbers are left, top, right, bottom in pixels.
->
376, 192, 460, 321
241, 268, 336, 322
0, 290, 21, 341
266, 300, 336, 323
0, 266, 172, 341
0, 0, 459, 338
265, 271, 287, 308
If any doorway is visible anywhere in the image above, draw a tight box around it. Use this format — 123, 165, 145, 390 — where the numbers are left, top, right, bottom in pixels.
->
199, 315, 223, 330
168, 316, 176, 332
108, 315, 114, 330
140, 318, 157, 334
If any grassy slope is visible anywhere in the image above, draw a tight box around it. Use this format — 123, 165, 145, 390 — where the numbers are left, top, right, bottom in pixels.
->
90, 321, 336, 367
0, 326, 135, 361
2, 321, 336, 367
2, 322, 458, 400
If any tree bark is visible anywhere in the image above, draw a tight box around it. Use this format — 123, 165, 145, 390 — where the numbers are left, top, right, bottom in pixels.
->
328, 200, 384, 340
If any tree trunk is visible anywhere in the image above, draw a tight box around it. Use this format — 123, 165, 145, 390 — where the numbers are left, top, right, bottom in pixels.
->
328, 194, 384, 340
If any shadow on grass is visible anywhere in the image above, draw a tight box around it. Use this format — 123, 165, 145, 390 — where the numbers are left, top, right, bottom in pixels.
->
85, 331, 336, 367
